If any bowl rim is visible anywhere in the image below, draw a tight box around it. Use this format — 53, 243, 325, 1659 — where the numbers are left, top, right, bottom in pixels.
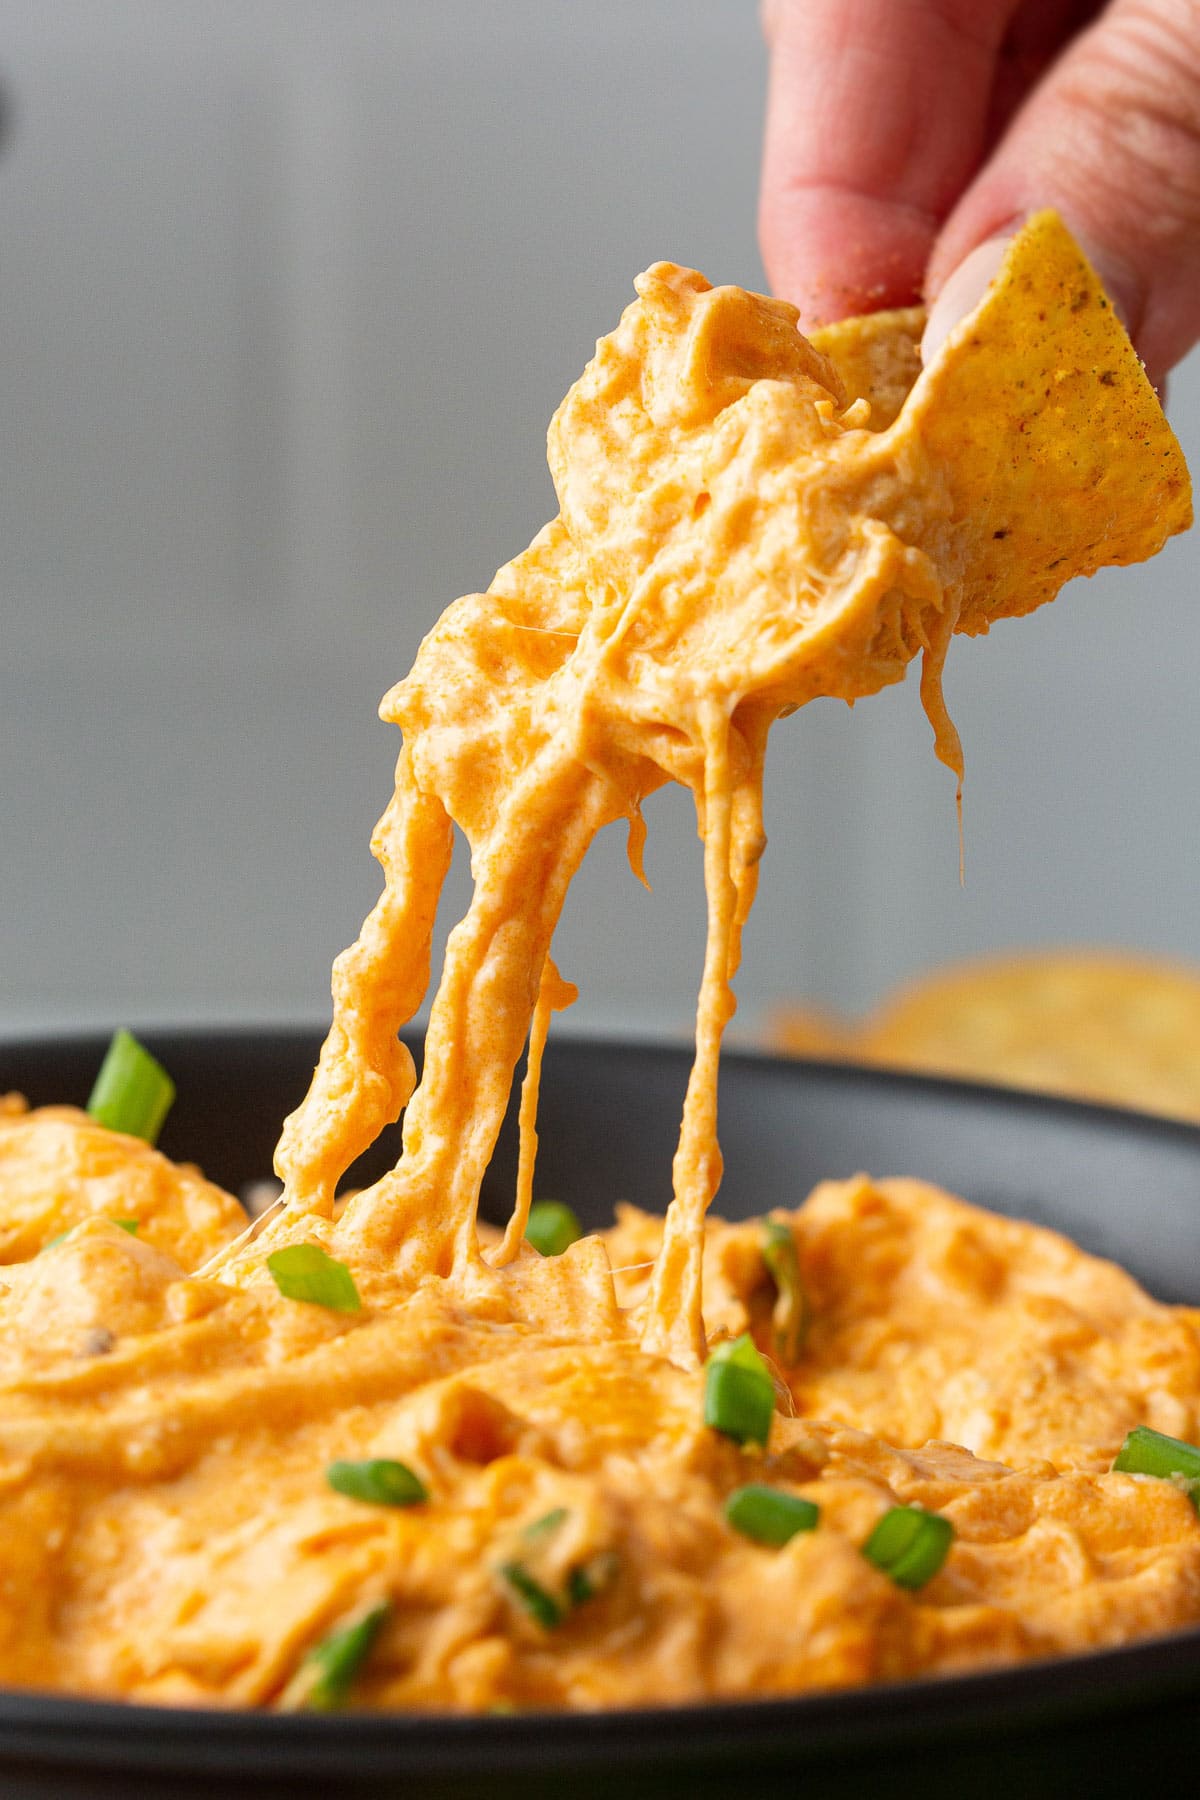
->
0, 1623, 1198, 1779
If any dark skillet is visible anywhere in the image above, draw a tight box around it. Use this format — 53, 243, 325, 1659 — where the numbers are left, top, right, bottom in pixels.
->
3, 1026, 1200, 1800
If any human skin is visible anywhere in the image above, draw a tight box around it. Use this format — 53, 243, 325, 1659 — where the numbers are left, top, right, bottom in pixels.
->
759, 0, 1200, 386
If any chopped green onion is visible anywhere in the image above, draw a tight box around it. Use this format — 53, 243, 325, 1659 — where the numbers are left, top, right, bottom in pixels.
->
497, 1509, 617, 1625
525, 1200, 582, 1258
326, 1459, 426, 1507
704, 1333, 776, 1447
281, 1600, 391, 1712
567, 1551, 619, 1608
566, 1565, 594, 1608
515, 1510, 618, 1612
267, 1243, 361, 1313
497, 1561, 563, 1631
762, 1220, 807, 1365
523, 1506, 570, 1540
724, 1483, 819, 1546
86, 1030, 175, 1146
112, 1218, 139, 1235
709, 1334, 769, 1370
862, 1505, 954, 1590
1113, 1426, 1200, 1506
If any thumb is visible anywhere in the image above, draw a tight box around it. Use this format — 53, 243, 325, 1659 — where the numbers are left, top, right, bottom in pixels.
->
923, 0, 1200, 385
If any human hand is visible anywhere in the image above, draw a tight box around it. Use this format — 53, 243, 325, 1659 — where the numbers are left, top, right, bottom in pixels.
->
759, 0, 1200, 385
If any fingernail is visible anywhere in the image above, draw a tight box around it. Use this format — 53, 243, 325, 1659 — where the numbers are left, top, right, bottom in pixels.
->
921, 236, 1014, 365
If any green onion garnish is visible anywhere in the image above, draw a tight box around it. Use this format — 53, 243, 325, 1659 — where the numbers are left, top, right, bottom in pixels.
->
704, 1334, 776, 1447
724, 1483, 819, 1546
1113, 1426, 1200, 1506
497, 1561, 563, 1631
112, 1219, 139, 1235
862, 1505, 954, 1589
508, 1510, 618, 1615
523, 1506, 570, 1540
762, 1220, 807, 1365
497, 1508, 618, 1625
86, 1030, 175, 1146
281, 1600, 391, 1712
567, 1550, 620, 1608
325, 1459, 427, 1507
525, 1201, 582, 1258
267, 1243, 362, 1313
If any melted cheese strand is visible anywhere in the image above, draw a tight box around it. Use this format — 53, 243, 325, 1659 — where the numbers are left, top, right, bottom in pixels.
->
336, 749, 616, 1280
495, 956, 578, 1268
641, 702, 737, 1366
918, 597, 966, 882
274, 747, 453, 1216
638, 706, 769, 1363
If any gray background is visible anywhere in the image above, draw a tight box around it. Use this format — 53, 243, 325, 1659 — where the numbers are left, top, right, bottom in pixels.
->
1, 0, 1197, 1044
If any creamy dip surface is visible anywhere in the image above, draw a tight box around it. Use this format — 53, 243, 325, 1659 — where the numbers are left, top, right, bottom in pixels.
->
0, 213, 1195, 1711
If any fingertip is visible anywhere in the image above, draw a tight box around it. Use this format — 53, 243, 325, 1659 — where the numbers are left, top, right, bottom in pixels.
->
761, 186, 933, 328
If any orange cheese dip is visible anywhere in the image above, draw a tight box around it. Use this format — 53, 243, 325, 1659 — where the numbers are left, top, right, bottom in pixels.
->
0, 214, 1193, 1711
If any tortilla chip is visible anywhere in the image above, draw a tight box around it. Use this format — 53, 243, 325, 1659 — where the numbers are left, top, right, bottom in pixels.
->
818, 212, 1192, 638
901, 212, 1190, 630
772, 951, 1200, 1123
766, 1003, 858, 1061
810, 306, 925, 432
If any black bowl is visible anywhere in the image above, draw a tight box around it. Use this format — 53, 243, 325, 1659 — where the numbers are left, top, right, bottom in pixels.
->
3, 1026, 1200, 1800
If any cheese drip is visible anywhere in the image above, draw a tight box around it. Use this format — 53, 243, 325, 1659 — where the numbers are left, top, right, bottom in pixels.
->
225, 213, 1191, 1365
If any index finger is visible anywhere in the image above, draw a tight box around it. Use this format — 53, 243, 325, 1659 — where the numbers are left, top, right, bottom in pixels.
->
759, 0, 1015, 324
